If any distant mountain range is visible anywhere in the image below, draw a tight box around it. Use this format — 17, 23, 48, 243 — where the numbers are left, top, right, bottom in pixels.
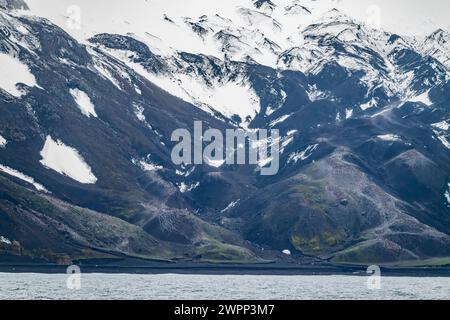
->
1, 0, 450, 267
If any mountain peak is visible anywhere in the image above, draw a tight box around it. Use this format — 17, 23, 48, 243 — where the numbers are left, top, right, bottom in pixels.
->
326, 8, 344, 16
427, 28, 449, 44
430, 28, 448, 35
284, 1, 312, 15
253, 0, 276, 14
318, 8, 353, 23
253, 0, 276, 10
304, 8, 359, 35
0, 0, 28, 10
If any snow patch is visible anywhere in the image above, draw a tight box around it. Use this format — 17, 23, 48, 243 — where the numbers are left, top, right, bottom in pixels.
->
139, 161, 163, 171
92, 62, 123, 91
434, 131, 450, 150
16, 25, 29, 35
70, 88, 98, 118
270, 114, 291, 127
0, 53, 36, 97
288, 144, 319, 164
307, 85, 331, 102
446, 184, 450, 206
155, 73, 260, 122
281, 135, 294, 150
40, 136, 97, 184
0, 236, 11, 245
377, 134, 401, 142
176, 166, 195, 177
0, 135, 6, 148
220, 199, 240, 213
335, 112, 341, 122
408, 90, 433, 106
432, 120, 450, 150
286, 130, 298, 136
178, 182, 200, 193
0, 164, 47, 192
360, 98, 377, 111
133, 104, 146, 122
432, 121, 449, 131
133, 158, 163, 172
345, 109, 353, 119
104, 48, 260, 123
205, 157, 225, 168
258, 156, 273, 168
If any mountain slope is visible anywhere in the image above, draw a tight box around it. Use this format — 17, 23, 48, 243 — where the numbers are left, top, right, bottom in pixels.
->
0, 8, 262, 264
1, 1, 450, 266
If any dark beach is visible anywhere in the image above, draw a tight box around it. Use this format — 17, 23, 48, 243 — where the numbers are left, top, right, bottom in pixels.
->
2, 260, 450, 277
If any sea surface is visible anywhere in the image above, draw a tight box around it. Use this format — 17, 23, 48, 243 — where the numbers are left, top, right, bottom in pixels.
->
0, 273, 449, 300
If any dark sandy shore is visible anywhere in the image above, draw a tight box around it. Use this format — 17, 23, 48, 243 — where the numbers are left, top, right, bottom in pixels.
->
1, 261, 450, 277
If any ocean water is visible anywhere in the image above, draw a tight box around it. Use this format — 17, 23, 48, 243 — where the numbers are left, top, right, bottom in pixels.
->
0, 273, 449, 300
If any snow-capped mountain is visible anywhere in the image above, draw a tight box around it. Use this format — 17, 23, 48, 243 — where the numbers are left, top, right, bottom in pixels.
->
1, 0, 450, 266
419, 28, 450, 69
21, 0, 450, 123
0, 0, 28, 10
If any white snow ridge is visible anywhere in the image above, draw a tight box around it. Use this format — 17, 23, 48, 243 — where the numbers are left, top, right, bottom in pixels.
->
132, 158, 163, 172
0, 134, 6, 148
70, 88, 98, 118
0, 236, 12, 245
446, 184, 450, 206
432, 121, 449, 131
288, 144, 319, 164
377, 134, 401, 142
408, 90, 433, 106
0, 53, 36, 97
40, 136, 97, 184
0, 164, 47, 192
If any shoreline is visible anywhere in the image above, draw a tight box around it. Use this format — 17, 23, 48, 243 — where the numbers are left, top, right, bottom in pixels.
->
2, 263, 450, 277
